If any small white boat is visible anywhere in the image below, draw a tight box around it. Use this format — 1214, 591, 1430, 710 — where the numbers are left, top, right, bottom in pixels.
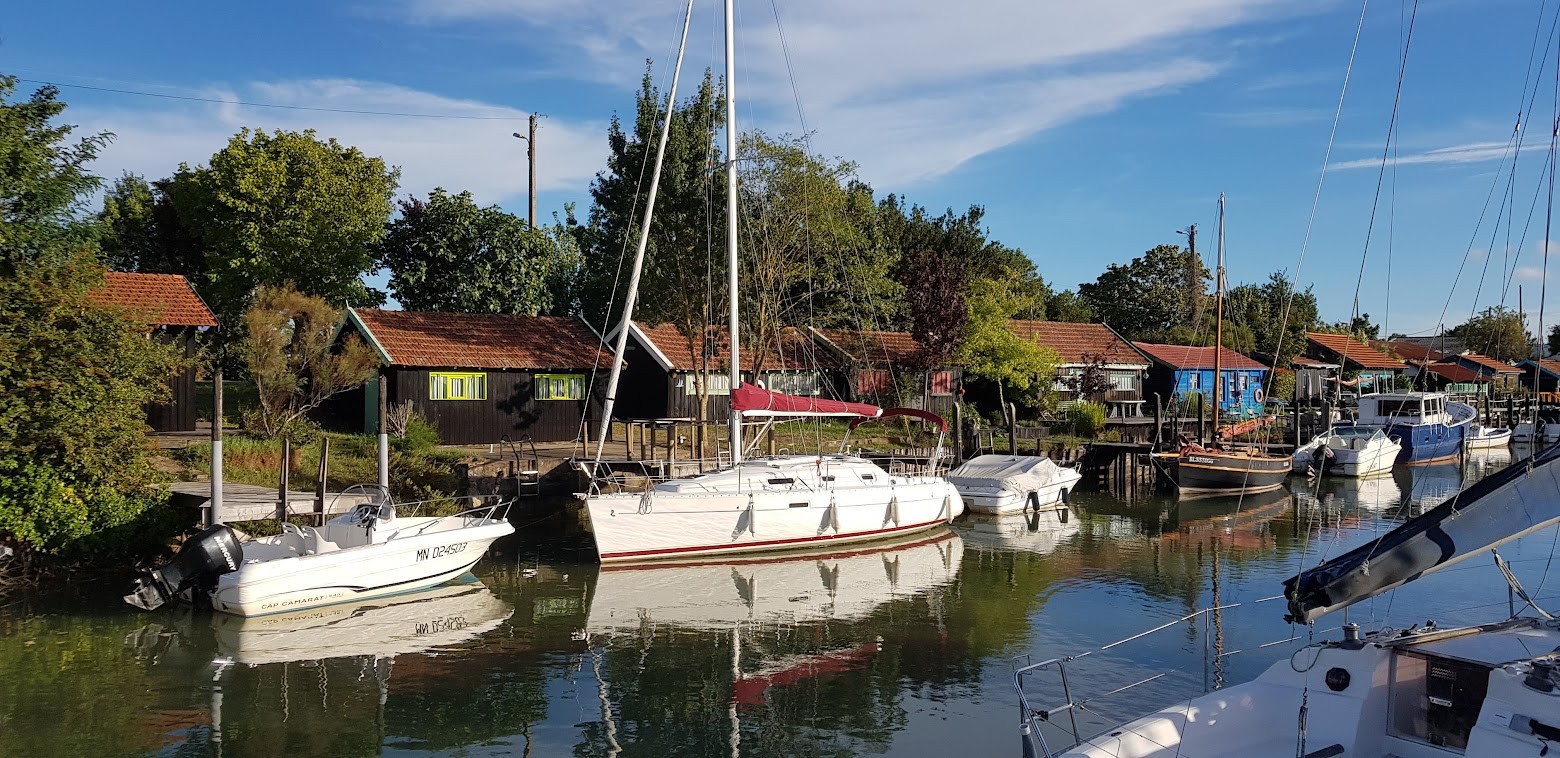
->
126, 488, 515, 617
1512, 421, 1559, 443
947, 455, 1082, 515
1293, 426, 1400, 477
1465, 423, 1512, 449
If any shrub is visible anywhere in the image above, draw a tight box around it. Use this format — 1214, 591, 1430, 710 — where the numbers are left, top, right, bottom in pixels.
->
393, 413, 441, 453
0, 461, 186, 563
1066, 401, 1107, 437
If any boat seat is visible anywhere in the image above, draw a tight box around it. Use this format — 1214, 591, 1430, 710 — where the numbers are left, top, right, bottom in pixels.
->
302, 526, 341, 555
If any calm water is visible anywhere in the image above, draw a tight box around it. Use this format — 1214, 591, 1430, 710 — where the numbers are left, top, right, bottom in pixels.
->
4, 446, 1558, 757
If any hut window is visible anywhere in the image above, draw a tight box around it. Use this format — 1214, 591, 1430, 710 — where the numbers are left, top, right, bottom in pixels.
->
1109, 372, 1136, 391
534, 374, 585, 401
857, 369, 892, 395
430, 372, 487, 401
928, 370, 955, 395
765, 371, 819, 396
1187, 372, 1200, 390
685, 373, 732, 396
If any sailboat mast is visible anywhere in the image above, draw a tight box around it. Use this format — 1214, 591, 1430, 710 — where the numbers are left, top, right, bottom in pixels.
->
1212, 193, 1226, 437
591, 0, 697, 462
725, 0, 744, 465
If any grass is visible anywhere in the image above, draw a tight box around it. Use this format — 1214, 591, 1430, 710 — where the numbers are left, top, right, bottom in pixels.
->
173, 431, 469, 501
194, 380, 260, 425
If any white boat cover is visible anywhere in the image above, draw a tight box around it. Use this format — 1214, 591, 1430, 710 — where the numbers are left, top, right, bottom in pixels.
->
948, 455, 1064, 493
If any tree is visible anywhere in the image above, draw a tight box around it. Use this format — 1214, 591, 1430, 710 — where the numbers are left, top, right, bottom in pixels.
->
1452, 306, 1529, 362
1549, 324, 1560, 357
1047, 289, 1095, 323
1321, 313, 1380, 341
904, 247, 968, 371
95, 173, 203, 276
961, 274, 1059, 413
241, 284, 378, 441
377, 188, 563, 315
0, 76, 111, 264
163, 128, 399, 329
1064, 353, 1115, 401
1222, 272, 1318, 364
1078, 244, 1208, 341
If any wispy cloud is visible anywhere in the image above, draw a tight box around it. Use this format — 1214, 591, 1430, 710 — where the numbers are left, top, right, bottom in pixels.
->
1329, 140, 1523, 171
1208, 107, 1331, 127
72, 79, 608, 207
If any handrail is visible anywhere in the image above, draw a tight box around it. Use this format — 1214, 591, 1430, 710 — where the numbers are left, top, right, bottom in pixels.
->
1014, 598, 1297, 757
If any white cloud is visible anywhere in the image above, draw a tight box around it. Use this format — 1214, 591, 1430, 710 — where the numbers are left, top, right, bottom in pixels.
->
1329, 140, 1525, 171
72, 79, 608, 209
385, 0, 1303, 185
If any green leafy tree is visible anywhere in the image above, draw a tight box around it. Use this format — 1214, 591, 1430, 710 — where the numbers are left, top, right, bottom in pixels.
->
961, 274, 1059, 411
1222, 271, 1318, 363
1452, 306, 1530, 362
904, 246, 968, 370
241, 284, 378, 441
1047, 289, 1095, 323
377, 188, 562, 315
1321, 313, 1381, 341
0, 76, 110, 263
95, 173, 203, 275
164, 128, 400, 329
1078, 243, 1208, 341
1548, 324, 1560, 357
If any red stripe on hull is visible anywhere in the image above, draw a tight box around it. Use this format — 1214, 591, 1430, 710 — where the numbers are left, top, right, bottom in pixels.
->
598, 518, 951, 562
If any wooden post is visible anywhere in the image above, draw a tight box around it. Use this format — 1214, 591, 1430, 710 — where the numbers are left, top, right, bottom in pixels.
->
1292, 401, 1301, 450
624, 420, 632, 461
1152, 393, 1163, 446
1007, 403, 1018, 455
952, 403, 964, 463
1196, 393, 1205, 444
210, 367, 224, 525
668, 422, 678, 468
315, 436, 330, 520
377, 375, 389, 489
277, 437, 291, 522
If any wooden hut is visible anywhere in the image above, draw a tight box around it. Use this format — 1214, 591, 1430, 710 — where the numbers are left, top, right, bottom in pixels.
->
1132, 342, 1272, 416
807, 328, 962, 416
1303, 331, 1404, 391
1003, 320, 1151, 416
90, 272, 218, 432
329, 309, 607, 445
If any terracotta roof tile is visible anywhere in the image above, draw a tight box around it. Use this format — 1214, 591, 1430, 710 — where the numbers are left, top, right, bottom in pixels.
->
1305, 331, 1403, 370
1423, 362, 1484, 383
1132, 342, 1269, 371
353, 309, 608, 369
90, 272, 217, 328
1008, 320, 1148, 366
812, 328, 925, 367
1374, 339, 1445, 364
1527, 359, 1560, 377
634, 323, 843, 372
1451, 352, 1520, 375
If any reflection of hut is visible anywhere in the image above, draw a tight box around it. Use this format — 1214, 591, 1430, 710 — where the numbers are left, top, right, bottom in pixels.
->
808, 328, 962, 416
326, 309, 607, 444
89, 272, 218, 432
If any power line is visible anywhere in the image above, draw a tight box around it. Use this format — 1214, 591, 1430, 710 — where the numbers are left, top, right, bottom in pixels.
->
18, 78, 525, 121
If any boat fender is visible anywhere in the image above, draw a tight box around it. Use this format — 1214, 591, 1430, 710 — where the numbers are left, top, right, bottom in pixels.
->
940, 494, 954, 523
828, 496, 840, 532
123, 524, 244, 612
888, 496, 899, 526
1026, 490, 1041, 512
1059, 487, 1070, 505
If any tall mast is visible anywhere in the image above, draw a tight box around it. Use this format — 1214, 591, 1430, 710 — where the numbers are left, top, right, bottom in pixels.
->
591, 0, 696, 462
725, 0, 743, 464
1212, 193, 1226, 438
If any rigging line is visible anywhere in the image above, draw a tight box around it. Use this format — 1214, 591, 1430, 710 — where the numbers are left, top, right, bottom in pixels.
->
1499, 1, 1560, 303
17, 78, 528, 121
1263, 0, 1369, 454
1353, 0, 1419, 336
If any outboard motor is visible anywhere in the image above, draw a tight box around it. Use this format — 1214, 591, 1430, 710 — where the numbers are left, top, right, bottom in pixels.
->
123, 525, 243, 611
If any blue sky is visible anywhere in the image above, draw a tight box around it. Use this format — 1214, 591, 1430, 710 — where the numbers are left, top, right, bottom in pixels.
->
4, 0, 1555, 337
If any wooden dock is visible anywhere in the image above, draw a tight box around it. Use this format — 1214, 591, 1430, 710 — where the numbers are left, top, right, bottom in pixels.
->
165, 482, 379, 522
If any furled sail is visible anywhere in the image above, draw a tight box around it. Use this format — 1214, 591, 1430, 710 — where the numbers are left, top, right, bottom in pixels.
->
1284, 442, 1560, 623
731, 382, 881, 418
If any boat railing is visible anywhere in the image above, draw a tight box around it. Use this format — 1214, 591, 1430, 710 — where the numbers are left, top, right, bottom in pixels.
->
392, 495, 513, 530
1013, 597, 1311, 757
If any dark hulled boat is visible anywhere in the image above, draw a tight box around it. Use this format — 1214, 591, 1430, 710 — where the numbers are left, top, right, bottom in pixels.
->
1174, 447, 1291, 496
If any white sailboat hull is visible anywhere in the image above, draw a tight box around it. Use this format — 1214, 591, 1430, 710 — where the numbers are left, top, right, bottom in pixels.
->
582, 458, 961, 562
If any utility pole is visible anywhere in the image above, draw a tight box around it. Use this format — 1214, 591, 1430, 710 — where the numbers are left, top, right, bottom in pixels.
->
1179, 224, 1203, 327
512, 114, 538, 229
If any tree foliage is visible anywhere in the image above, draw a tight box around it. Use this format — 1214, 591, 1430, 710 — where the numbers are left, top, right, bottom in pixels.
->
1452, 306, 1529, 362
1063, 353, 1115, 400
0, 76, 110, 264
1222, 271, 1318, 363
961, 274, 1058, 404
904, 247, 968, 370
1078, 244, 1207, 341
241, 284, 378, 441
377, 188, 564, 315
95, 173, 202, 275
164, 128, 400, 329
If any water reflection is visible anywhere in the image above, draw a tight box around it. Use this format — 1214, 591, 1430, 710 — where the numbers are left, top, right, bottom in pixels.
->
3, 450, 1553, 757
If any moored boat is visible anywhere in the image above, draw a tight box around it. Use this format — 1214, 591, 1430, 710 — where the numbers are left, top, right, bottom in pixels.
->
1174, 446, 1292, 495
1353, 391, 1475, 464
1298, 425, 1401, 477
1465, 423, 1512, 449
947, 454, 1082, 514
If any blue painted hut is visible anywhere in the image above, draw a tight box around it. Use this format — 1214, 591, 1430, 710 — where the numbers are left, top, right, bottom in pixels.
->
1133, 342, 1272, 417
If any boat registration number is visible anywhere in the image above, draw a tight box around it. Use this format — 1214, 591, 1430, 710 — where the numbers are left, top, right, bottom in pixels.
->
416, 542, 468, 561
1186, 456, 1219, 465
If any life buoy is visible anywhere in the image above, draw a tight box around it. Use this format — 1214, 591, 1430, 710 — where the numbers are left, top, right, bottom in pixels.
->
1254, 388, 1265, 404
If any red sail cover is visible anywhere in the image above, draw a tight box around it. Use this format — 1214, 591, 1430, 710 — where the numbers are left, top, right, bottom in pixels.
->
848, 407, 948, 432
731, 382, 881, 417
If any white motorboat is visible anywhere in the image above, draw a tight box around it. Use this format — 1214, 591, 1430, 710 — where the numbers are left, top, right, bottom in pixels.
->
1513, 421, 1559, 443
126, 488, 515, 617
1015, 440, 1560, 758
948, 454, 1083, 515
1465, 423, 1512, 449
210, 578, 513, 665
1295, 426, 1401, 477
575, 5, 959, 563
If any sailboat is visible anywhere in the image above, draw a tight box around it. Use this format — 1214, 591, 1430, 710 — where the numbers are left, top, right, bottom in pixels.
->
575, 0, 961, 563
1172, 195, 1293, 495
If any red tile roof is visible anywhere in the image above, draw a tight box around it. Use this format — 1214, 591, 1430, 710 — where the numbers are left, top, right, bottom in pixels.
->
1374, 339, 1445, 364
351, 309, 608, 369
1132, 342, 1270, 371
90, 272, 217, 328
633, 323, 843, 372
1423, 362, 1485, 383
1527, 359, 1560, 377
1305, 331, 1403, 370
811, 328, 924, 367
1450, 352, 1520, 375
1008, 320, 1148, 366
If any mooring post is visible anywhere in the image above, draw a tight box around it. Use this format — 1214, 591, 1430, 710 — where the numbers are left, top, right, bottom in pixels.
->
1292, 401, 1301, 451
377, 375, 389, 489
1196, 393, 1205, 444
1152, 393, 1163, 446
952, 403, 964, 463
1007, 403, 1018, 455
277, 437, 291, 522
315, 436, 330, 520
210, 367, 224, 526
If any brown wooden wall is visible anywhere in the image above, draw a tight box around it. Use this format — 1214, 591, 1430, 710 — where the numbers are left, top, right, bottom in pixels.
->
146, 328, 199, 433
389, 368, 599, 445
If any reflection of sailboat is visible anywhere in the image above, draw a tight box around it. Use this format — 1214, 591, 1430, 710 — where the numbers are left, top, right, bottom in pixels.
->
585, 529, 963, 633
1465, 445, 1513, 479
211, 578, 512, 665
1164, 488, 1291, 534
957, 509, 1079, 556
